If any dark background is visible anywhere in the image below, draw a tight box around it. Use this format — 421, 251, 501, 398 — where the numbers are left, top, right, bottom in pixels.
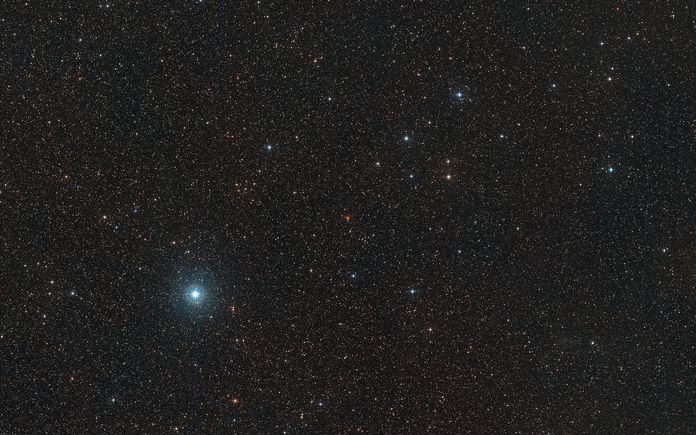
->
3, 1, 696, 433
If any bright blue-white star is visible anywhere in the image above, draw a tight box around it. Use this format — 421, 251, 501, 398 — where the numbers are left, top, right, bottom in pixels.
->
188, 287, 204, 303
265, 143, 273, 152
454, 90, 464, 100
408, 287, 417, 295
607, 166, 615, 173
403, 135, 410, 142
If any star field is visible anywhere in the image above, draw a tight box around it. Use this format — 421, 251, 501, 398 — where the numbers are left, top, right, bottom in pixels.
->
3, 1, 696, 433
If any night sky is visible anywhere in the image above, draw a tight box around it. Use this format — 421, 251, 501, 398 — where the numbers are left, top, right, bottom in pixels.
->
4, 1, 696, 433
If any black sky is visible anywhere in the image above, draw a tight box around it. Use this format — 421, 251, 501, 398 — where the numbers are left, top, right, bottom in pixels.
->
3, 1, 696, 433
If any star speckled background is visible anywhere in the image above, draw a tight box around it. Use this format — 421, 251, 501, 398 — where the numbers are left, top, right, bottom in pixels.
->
3, 1, 696, 433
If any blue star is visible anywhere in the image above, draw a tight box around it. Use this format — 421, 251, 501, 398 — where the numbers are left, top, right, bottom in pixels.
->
607, 166, 615, 173
188, 287, 204, 303
403, 135, 410, 142
408, 287, 417, 295
409, 173, 416, 180
265, 143, 273, 152
454, 90, 464, 100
